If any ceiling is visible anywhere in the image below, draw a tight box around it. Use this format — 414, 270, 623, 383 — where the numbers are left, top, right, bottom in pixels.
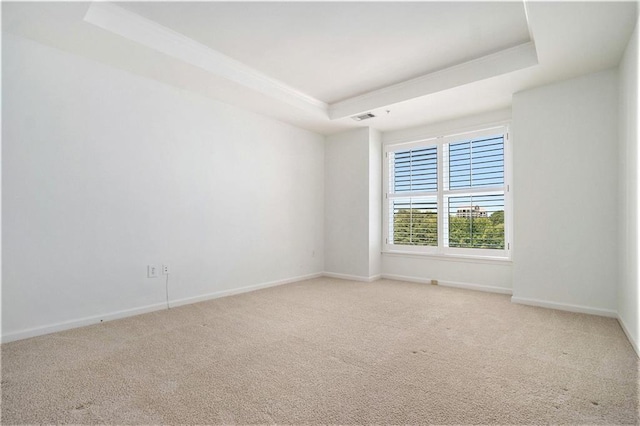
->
2, 1, 638, 135
119, 2, 531, 104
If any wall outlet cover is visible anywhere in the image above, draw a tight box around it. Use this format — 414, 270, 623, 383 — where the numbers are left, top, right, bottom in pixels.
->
148, 265, 158, 278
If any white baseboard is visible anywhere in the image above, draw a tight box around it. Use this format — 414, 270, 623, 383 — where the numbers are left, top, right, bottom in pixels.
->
169, 272, 323, 308
1, 271, 324, 344
617, 314, 640, 358
322, 272, 381, 282
1, 302, 168, 344
6, 271, 636, 362
511, 296, 617, 318
381, 273, 513, 295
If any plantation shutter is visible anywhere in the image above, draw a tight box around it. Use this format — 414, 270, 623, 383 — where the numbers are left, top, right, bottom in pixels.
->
387, 144, 438, 247
443, 133, 506, 250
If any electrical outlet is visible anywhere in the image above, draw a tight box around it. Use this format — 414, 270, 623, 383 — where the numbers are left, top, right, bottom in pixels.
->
430, 279, 438, 285
147, 265, 158, 278
162, 264, 170, 275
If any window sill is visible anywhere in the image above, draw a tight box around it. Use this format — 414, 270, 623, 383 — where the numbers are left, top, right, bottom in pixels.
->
381, 250, 512, 265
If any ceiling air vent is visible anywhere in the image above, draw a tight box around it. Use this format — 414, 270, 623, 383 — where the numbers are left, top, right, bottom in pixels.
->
351, 112, 376, 121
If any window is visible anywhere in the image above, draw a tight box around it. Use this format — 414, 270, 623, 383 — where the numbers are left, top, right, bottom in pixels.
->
384, 125, 511, 259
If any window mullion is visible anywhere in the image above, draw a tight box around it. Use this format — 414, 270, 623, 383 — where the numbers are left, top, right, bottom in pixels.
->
437, 143, 444, 254
388, 191, 437, 199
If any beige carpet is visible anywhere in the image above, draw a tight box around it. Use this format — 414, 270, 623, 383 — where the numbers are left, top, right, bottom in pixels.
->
1, 277, 638, 425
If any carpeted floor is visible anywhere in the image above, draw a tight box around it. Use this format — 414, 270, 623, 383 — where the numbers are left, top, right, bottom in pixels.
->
1, 277, 638, 424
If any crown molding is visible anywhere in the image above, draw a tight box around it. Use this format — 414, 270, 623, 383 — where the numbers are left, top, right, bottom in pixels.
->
328, 41, 538, 120
83, 2, 329, 117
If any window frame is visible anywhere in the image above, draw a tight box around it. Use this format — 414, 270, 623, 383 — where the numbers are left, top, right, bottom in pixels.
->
383, 124, 512, 260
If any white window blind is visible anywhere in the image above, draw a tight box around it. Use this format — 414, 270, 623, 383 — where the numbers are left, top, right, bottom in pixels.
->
393, 146, 437, 192
384, 125, 511, 259
387, 145, 438, 251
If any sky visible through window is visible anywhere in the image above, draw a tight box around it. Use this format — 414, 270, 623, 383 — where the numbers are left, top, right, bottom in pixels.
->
448, 136, 504, 190
393, 146, 437, 192
393, 135, 504, 213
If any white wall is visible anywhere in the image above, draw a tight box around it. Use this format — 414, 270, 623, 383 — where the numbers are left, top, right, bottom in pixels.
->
2, 34, 325, 341
618, 17, 639, 353
324, 127, 381, 280
512, 69, 619, 316
368, 128, 382, 278
324, 128, 370, 279
381, 109, 514, 293
382, 255, 513, 293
